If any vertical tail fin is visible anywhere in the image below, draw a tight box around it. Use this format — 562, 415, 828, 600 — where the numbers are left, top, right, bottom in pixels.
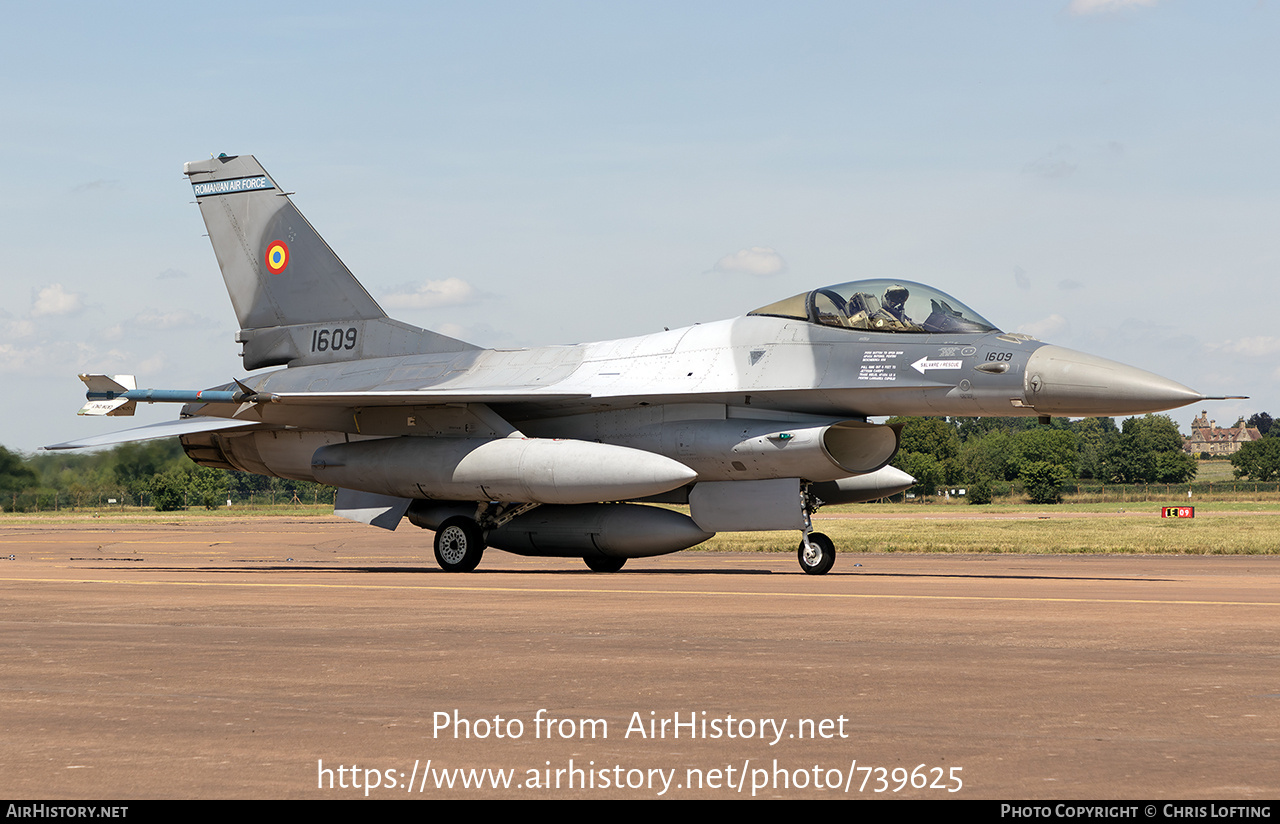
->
184, 154, 476, 369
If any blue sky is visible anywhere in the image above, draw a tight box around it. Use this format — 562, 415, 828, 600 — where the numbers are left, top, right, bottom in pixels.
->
3, 0, 1277, 452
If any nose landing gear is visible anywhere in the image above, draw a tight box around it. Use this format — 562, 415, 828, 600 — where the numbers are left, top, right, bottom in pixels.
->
798, 484, 835, 575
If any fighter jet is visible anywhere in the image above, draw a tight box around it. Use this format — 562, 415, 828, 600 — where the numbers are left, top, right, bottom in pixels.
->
51, 154, 1214, 574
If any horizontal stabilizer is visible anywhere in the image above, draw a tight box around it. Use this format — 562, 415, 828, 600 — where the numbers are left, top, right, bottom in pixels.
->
45, 416, 266, 451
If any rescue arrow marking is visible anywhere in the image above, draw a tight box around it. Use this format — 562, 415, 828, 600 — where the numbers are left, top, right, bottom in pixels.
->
911, 357, 963, 374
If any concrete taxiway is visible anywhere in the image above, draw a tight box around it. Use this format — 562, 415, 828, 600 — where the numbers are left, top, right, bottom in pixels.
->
1, 516, 1277, 799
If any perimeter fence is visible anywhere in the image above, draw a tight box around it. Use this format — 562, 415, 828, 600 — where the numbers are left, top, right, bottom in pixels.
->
1061, 481, 1280, 503
912, 480, 1280, 504
3, 486, 339, 513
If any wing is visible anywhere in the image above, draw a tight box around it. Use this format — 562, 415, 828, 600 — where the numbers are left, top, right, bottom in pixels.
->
45, 416, 268, 450
265, 389, 591, 406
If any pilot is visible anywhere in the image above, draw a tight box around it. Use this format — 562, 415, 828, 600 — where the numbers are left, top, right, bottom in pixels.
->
881, 285, 912, 324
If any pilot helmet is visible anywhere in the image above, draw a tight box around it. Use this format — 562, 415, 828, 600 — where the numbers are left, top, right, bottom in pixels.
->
883, 285, 909, 307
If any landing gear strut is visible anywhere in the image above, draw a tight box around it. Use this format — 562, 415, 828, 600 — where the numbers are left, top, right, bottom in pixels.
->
797, 483, 835, 575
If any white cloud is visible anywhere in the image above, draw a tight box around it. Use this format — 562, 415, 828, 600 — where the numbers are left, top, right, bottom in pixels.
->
0, 344, 35, 373
435, 322, 470, 340
2, 319, 35, 339
1014, 266, 1031, 290
132, 353, 167, 376
0, 341, 111, 375
709, 246, 787, 277
1210, 336, 1280, 358
382, 278, 476, 309
30, 284, 83, 318
1067, 0, 1158, 15
102, 310, 211, 341
1018, 314, 1070, 339
132, 309, 206, 330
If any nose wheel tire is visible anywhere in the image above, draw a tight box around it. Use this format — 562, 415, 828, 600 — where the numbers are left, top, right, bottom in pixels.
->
798, 532, 835, 575
583, 555, 627, 573
434, 517, 485, 572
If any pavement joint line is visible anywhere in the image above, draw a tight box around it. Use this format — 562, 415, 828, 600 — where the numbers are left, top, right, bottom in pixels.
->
0, 576, 1275, 607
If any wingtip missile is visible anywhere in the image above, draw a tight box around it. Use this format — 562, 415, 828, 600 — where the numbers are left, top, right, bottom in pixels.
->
76, 375, 280, 412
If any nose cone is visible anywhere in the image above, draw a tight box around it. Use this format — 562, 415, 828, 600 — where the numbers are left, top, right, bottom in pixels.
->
1024, 345, 1202, 416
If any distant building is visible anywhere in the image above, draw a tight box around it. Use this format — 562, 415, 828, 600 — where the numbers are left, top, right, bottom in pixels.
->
1183, 411, 1262, 457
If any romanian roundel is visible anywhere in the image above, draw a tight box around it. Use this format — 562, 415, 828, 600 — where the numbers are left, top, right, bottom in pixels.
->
265, 240, 290, 274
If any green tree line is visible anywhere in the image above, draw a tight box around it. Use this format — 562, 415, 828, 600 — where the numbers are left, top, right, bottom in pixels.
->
0, 440, 333, 512
890, 412, 1280, 504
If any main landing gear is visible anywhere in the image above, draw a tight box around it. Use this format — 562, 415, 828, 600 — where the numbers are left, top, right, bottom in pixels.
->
432, 502, 539, 572
430, 502, 629, 573
433, 517, 485, 572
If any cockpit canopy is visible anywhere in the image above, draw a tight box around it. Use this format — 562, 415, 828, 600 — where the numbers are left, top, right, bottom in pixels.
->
748, 279, 1000, 335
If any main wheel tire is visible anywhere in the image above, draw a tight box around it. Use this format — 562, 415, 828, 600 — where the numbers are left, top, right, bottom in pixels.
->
798, 532, 836, 575
434, 516, 485, 572
583, 555, 626, 573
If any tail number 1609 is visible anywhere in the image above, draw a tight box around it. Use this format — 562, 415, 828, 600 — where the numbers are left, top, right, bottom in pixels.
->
312, 328, 358, 352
